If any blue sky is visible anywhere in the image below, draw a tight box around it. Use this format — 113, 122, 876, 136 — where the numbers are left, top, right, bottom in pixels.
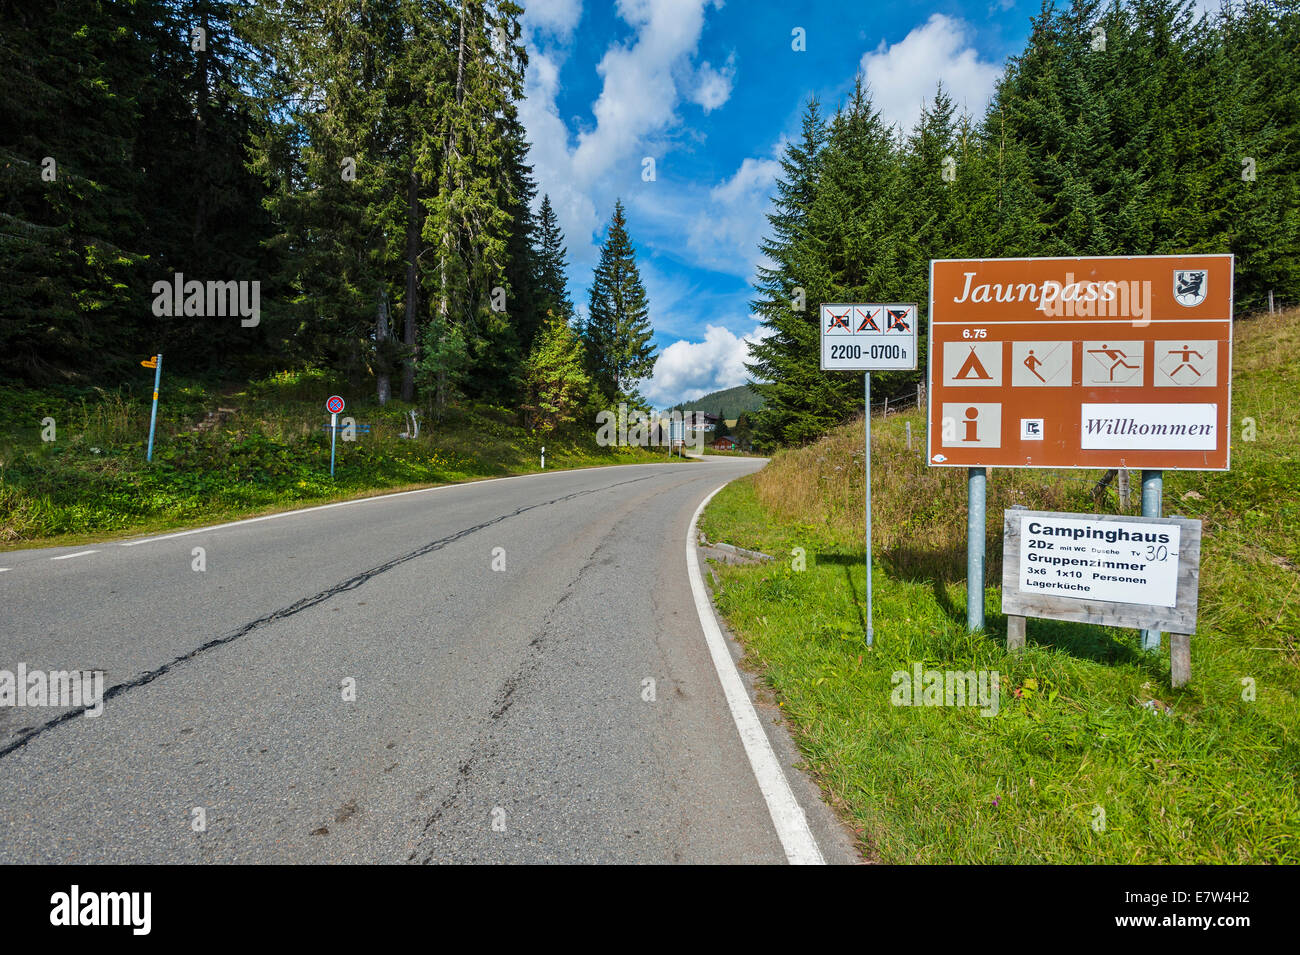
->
517, 0, 1041, 407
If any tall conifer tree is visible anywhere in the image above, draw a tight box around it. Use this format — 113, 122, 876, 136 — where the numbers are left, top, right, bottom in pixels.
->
582, 200, 656, 405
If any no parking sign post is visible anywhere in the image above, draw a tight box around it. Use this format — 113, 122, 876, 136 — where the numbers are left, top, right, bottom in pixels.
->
326, 395, 345, 477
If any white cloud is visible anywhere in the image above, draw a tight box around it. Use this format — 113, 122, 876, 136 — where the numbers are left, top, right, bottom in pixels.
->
709, 154, 778, 205
520, 0, 726, 274
570, 0, 718, 184
522, 0, 583, 39
520, 48, 601, 255
689, 53, 736, 113
642, 323, 768, 406
860, 14, 1001, 135
680, 154, 780, 278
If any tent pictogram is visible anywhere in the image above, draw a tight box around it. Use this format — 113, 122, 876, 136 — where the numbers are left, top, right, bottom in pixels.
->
942, 341, 1002, 387
855, 307, 880, 332
955, 346, 992, 380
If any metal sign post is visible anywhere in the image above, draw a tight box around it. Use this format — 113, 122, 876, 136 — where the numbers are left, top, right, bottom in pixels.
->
142, 353, 162, 462
820, 303, 919, 647
330, 413, 338, 477
967, 466, 987, 631
326, 395, 345, 478
864, 373, 874, 645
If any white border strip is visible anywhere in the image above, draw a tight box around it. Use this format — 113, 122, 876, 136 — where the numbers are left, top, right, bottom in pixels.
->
686, 485, 825, 865
50, 550, 98, 561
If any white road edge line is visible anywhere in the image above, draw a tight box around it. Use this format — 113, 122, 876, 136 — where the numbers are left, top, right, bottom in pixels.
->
50, 550, 99, 561
686, 484, 826, 866
117, 460, 686, 547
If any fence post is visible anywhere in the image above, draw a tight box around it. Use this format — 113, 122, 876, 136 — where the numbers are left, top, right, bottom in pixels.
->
1140, 470, 1163, 652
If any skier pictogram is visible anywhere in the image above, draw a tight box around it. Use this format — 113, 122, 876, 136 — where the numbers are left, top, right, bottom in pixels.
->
1154, 339, 1216, 387
1022, 348, 1046, 383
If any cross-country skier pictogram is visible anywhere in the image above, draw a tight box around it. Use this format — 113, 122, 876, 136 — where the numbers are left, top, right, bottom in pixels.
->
1086, 343, 1141, 383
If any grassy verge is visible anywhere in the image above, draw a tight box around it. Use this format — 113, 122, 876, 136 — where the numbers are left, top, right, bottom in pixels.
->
0, 369, 677, 550
699, 310, 1299, 863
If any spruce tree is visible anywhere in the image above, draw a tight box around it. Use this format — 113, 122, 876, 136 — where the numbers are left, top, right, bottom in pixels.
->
746, 97, 827, 446
749, 82, 910, 445
582, 200, 656, 405
535, 195, 574, 322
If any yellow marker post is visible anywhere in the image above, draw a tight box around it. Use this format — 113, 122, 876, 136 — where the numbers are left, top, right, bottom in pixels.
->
144, 353, 162, 461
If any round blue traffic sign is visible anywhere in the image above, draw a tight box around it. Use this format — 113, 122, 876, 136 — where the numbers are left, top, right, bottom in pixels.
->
326, 395, 345, 414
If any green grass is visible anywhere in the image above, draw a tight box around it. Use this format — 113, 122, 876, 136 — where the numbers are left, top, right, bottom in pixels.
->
0, 370, 678, 550
699, 310, 1300, 864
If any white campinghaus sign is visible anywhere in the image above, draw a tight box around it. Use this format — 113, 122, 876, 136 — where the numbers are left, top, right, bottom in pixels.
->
1018, 514, 1181, 607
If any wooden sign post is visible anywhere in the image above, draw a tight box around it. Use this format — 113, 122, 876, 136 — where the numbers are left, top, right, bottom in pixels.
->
1002, 509, 1202, 687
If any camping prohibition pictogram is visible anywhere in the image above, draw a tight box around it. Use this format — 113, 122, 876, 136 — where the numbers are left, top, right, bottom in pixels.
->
825, 307, 851, 333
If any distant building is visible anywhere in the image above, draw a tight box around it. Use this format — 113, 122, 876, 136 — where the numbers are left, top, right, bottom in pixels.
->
710, 436, 739, 451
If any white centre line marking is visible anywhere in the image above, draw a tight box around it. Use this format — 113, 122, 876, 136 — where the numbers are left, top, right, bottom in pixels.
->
49, 550, 99, 561
687, 484, 825, 865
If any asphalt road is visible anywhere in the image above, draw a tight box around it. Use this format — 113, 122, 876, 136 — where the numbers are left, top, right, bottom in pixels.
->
0, 459, 856, 864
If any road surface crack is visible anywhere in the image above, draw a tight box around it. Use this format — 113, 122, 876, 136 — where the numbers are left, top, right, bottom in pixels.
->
0, 475, 659, 761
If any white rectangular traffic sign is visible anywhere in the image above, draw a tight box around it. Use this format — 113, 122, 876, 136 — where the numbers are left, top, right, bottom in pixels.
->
820, 303, 918, 371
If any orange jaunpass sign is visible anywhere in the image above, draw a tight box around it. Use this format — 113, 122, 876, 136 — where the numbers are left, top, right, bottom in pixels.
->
927, 254, 1233, 470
